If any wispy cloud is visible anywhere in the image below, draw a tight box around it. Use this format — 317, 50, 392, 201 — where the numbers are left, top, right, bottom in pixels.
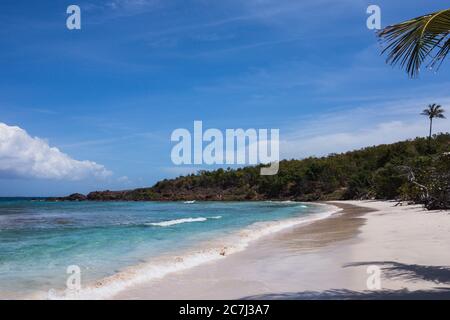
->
281, 97, 450, 159
85, 0, 162, 21
128, 0, 361, 44
60, 132, 162, 148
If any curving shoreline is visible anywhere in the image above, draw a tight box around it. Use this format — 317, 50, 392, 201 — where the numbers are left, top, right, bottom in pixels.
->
45, 203, 341, 300
113, 201, 450, 300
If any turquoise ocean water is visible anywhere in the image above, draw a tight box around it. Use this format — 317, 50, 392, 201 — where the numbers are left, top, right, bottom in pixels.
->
0, 198, 335, 299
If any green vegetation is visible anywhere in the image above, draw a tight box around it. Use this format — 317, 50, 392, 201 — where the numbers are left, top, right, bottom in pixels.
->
378, 8, 450, 78
80, 133, 450, 210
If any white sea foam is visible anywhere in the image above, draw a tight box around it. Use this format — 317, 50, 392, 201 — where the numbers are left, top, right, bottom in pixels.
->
48, 203, 341, 300
146, 215, 222, 227
147, 217, 207, 227
266, 200, 303, 205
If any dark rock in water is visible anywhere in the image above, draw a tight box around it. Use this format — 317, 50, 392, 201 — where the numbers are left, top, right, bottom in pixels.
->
47, 193, 87, 201
66, 193, 87, 201
87, 190, 131, 201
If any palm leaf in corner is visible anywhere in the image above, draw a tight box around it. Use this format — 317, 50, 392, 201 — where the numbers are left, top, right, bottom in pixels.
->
378, 9, 450, 77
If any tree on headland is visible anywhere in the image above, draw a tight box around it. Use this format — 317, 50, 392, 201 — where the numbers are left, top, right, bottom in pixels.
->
421, 103, 446, 139
377, 8, 450, 78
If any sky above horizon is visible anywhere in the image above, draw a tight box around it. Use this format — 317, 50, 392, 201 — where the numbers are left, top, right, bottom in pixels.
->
1, 0, 449, 196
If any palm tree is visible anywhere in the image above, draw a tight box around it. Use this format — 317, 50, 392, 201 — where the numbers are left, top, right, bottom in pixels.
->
377, 8, 450, 77
421, 104, 446, 139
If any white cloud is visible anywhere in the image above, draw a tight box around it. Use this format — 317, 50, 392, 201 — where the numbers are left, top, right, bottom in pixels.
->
0, 123, 112, 180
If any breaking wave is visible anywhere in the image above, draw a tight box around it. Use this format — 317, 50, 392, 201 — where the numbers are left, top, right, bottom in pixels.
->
146, 216, 222, 227
45, 204, 341, 300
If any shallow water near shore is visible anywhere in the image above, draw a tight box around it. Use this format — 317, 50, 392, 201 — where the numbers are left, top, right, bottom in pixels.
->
0, 198, 336, 299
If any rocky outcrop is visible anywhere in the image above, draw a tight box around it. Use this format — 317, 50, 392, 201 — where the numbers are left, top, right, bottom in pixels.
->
47, 193, 87, 201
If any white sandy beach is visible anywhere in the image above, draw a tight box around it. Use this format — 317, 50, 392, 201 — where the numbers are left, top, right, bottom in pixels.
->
113, 200, 450, 299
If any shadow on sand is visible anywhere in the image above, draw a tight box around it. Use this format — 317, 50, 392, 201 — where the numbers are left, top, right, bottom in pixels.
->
242, 261, 450, 300
241, 288, 450, 300
345, 261, 450, 284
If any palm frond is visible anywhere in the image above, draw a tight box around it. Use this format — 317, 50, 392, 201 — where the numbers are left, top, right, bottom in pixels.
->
378, 9, 450, 77
421, 104, 446, 119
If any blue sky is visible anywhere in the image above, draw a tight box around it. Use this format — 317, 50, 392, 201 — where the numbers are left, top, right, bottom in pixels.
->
0, 0, 449, 196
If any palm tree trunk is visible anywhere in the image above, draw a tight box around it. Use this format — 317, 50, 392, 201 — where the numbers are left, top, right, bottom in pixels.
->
429, 117, 433, 140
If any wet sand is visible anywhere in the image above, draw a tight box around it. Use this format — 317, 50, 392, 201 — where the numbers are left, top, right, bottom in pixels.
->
114, 201, 450, 299
271, 201, 375, 251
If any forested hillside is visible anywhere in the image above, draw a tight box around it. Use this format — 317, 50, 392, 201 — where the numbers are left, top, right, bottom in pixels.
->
60, 134, 450, 209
